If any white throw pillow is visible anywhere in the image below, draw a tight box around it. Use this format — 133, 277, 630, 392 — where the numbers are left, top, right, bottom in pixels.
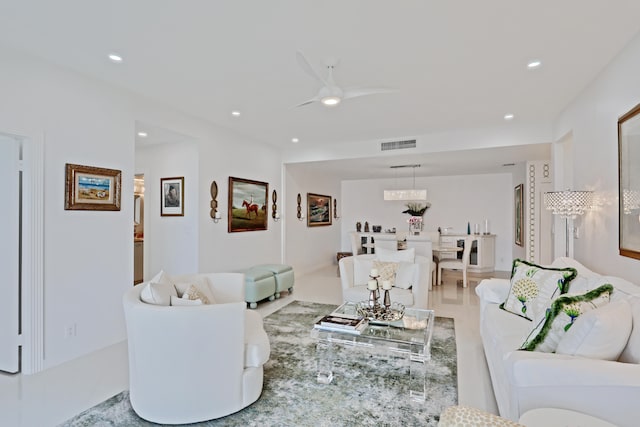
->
140, 282, 177, 306
556, 299, 632, 360
619, 296, 640, 364
170, 295, 203, 306
375, 247, 415, 263
149, 269, 174, 286
181, 284, 212, 304
174, 276, 216, 304
353, 257, 374, 285
395, 262, 416, 289
372, 260, 398, 282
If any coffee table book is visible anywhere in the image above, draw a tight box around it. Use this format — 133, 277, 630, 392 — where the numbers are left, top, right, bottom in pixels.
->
314, 315, 368, 334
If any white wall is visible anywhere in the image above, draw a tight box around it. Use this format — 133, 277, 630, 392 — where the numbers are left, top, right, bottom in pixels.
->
554, 31, 640, 282
135, 141, 199, 277
340, 174, 514, 271
284, 166, 342, 275
0, 45, 283, 370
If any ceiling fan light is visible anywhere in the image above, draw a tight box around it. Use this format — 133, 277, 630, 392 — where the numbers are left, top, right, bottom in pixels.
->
321, 96, 341, 106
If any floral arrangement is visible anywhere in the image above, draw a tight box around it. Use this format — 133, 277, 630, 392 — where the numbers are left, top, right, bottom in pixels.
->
402, 202, 431, 216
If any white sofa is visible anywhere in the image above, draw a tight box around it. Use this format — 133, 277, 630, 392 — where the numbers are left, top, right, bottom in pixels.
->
476, 257, 640, 426
338, 248, 431, 309
123, 272, 270, 424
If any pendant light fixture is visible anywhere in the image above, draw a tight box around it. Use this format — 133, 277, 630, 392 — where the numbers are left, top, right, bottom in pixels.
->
383, 164, 428, 201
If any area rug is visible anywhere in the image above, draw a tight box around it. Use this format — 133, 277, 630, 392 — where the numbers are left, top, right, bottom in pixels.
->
60, 301, 457, 426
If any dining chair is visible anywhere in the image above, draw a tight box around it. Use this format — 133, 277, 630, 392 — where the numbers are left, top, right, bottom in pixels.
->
438, 236, 475, 287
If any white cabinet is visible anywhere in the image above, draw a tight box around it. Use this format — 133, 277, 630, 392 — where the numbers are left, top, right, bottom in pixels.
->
439, 234, 496, 273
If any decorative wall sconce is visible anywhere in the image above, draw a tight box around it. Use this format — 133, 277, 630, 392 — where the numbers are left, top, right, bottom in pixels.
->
297, 193, 304, 220
210, 181, 221, 223
272, 189, 280, 221
333, 199, 340, 219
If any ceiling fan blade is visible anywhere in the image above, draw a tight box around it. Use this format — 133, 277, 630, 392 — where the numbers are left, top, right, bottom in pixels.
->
294, 97, 320, 108
296, 51, 327, 86
342, 87, 397, 100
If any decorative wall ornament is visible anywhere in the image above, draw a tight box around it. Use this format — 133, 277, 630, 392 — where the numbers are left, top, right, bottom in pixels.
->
210, 181, 221, 223
228, 177, 268, 232
333, 198, 340, 219
64, 163, 122, 211
297, 193, 303, 220
272, 189, 280, 221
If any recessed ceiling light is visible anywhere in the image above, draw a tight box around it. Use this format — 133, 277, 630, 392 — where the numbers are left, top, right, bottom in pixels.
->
291, 138, 299, 143
137, 132, 148, 137
108, 53, 123, 63
504, 114, 514, 120
231, 110, 241, 117
527, 60, 541, 69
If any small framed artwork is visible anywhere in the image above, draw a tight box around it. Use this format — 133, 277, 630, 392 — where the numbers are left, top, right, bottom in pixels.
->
161, 177, 184, 216
514, 183, 524, 246
307, 193, 332, 227
228, 176, 268, 232
64, 163, 122, 211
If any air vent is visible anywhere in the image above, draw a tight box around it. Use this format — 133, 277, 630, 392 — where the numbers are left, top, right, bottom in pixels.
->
381, 139, 416, 151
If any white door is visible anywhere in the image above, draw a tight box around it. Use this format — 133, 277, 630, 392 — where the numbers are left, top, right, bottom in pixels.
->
0, 135, 21, 373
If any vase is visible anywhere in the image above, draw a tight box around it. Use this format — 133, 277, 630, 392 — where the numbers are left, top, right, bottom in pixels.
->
409, 216, 423, 233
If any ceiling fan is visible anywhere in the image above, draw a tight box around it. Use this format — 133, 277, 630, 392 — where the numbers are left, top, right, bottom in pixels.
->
295, 51, 396, 107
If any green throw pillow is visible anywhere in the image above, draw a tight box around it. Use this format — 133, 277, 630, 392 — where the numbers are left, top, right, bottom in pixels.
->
520, 284, 613, 353
500, 259, 577, 321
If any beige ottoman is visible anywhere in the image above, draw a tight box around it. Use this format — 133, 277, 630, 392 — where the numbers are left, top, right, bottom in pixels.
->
438, 405, 524, 427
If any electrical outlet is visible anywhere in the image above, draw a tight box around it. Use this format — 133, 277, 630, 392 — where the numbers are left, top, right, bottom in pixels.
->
64, 323, 76, 338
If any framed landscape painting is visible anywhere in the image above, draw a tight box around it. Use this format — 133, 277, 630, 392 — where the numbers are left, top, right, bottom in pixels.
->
307, 193, 332, 227
514, 184, 523, 246
161, 177, 184, 216
228, 177, 268, 232
64, 163, 121, 211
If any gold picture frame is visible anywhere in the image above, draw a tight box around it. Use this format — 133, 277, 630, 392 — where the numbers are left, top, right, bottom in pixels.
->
514, 184, 523, 246
64, 163, 121, 211
618, 103, 640, 259
228, 177, 268, 232
307, 193, 332, 227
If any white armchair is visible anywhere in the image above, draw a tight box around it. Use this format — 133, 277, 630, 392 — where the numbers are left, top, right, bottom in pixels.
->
123, 272, 270, 424
338, 253, 431, 309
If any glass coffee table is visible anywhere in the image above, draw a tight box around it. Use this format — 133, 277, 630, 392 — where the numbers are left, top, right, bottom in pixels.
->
310, 302, 435, 402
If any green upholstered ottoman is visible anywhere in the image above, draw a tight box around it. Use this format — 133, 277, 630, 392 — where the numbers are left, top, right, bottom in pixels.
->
255, 264, 294, 298
243, 267, 277, 309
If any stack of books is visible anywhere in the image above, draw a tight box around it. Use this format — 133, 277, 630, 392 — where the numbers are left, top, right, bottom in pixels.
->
314, 314, 368, 335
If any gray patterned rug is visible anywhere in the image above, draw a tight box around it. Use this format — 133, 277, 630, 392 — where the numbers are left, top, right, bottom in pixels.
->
60, 301, 457, 427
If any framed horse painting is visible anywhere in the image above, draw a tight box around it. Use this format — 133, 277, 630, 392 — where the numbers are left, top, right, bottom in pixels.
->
228, 177, 269, 232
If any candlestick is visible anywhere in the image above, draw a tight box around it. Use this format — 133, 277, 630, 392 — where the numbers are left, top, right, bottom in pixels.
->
370, 268, 379, 277
484, 219, 490, 234
382, 280, 392, 290
367, 280, 378, 290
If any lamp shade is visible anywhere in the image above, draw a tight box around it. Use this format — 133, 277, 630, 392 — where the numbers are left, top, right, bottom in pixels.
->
623, 189, 640, 214
383, 189, 428, 201
544, 190, 593, 219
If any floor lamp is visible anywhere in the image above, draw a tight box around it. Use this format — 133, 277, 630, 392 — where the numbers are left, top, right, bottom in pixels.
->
543, 190, 593, 257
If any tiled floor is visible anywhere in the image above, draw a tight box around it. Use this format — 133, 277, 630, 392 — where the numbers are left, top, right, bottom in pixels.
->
0, 265, 509, 426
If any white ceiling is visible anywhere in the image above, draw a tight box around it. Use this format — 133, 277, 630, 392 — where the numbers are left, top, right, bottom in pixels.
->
1, 1, 639, 178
